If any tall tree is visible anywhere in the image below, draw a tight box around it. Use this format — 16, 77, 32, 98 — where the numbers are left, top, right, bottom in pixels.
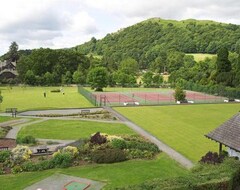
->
87, 67, 108, 91
216, 47, 231, 73
7, 41, 19, 62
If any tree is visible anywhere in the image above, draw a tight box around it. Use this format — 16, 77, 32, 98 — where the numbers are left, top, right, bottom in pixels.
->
87, 67, 108, 91
62, 71, 72, 85
0, 91, 3, 110
174, 87, 186, 102
216, 47, 231, 73
119, 57, 138, 75
24, 70, 36, 85
43, 72, 54, 86
72, 70, 85, 84
7, 41, 19, 62
142, 71, 154, 87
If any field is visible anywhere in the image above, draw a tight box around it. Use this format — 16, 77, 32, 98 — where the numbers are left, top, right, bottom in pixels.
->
0, 116, 15, 122
186, 53, 216, 62
83, 87, 225, 106
0, 153, 188, 190
0, 86, 92, 111
18, 119, 135, 140
115, 104, 240, 162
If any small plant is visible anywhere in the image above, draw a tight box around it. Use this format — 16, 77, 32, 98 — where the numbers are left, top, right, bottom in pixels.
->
174, 86, 186, 102
17, 135, 36, 144
61, 146, 79, 157
52, 152, 73, 168
111, 139, 127, 149
0, 150, 11, 163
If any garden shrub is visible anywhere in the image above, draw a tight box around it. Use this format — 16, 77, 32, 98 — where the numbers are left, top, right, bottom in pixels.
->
126, 141, 159, 153
21, 161, 38, 172
125, 149, 155, 159
61, 146, 79, 157
50, 89, 60, 92
11, 145, 32, 165
0, 150, 11, 163
111, 139, 127, 149
90, 132, 106, 145
11, 165, 23, 174
17, 135, 36, 144
52, 152, 73, 168
199, 151, 225, 164
91, 148, 127, 163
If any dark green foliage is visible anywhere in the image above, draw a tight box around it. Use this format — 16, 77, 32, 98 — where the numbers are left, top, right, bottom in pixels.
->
125, 140, 159, 153
6, 41, 19, 62
17, 136, 36, 144
111, 139, 127, 149
174, 87, 186, 101
87, 67, 108, 91
216, 47, 231, 73
91, 148, 127, 163
50, 89, 61, 93
0, 150, 11, 163
90, 132, 107, 145
52, 153, 73, 168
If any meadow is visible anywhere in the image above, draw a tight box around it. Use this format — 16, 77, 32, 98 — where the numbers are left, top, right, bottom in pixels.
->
18, 119, 135, 140
115, 104, 240, 162
0, 86, 92, 111
186, 53, 216, 62
0, 153, 188, 190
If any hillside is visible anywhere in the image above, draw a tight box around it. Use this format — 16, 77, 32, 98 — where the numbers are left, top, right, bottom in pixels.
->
74, 18, 240, 68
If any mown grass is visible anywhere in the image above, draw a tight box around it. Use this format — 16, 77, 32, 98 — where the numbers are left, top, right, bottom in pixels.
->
115, 104, 240, 162
0, 116, 15, 123
186, 53, 216, 62
0, 86, 92, 112
18, 119, 135, 140
0, 153, 188, 190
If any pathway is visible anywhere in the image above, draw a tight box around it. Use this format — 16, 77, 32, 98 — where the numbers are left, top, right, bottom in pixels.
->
6, 118, 48, 139
105, 106, 194, 169
0, 118, 30, 127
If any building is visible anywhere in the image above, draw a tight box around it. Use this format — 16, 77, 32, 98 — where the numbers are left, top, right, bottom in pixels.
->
0, 60, 18, 80
205, 112, 240, 159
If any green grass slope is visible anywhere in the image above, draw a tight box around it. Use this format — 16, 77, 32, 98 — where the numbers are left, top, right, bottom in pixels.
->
115, 104, 240, 162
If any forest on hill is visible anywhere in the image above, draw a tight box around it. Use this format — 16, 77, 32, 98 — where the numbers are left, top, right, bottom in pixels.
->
1, 18, 240, 97
74, 18, 240, 70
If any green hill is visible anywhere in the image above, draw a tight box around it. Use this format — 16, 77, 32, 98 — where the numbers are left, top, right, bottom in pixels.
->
73, 18, 240, 68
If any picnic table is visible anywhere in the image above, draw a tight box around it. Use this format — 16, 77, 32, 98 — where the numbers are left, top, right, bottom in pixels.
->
36, 146, 49, 153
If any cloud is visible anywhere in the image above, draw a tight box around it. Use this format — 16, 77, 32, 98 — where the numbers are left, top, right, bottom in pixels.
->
0, 0, 240, 55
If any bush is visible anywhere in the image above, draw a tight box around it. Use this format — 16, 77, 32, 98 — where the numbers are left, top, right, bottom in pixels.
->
91, 148, 127, 163
17, 135, 36, 144
50, 89, 60, 93
125, 149, 155, 159
0, 150, 11, 163
199, 151, 225, 164
126, 141, 159, 153
61, 146, 79, 157
11, 165, 23, 174
90, 132, 107, 145
52, 152, 73, 168
111, 139, 127, 149
11, 145, 32, 165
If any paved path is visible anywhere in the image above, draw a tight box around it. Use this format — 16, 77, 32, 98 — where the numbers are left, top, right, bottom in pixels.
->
6, 118, 48, 139
105, 106, 194, 169
0, 118, 30, 127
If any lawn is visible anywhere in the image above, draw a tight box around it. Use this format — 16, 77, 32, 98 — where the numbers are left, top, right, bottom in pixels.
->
18, 119, 135, 140
0, 86, 92, 112
0, 153, 188, 190
0, 116, 15, 123
115, 104, 240, 162
186, 53, 216, 62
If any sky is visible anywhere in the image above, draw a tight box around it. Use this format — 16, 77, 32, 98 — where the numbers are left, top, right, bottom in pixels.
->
0, 0, 240, 55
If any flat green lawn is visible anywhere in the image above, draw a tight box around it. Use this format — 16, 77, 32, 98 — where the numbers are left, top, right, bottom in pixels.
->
0, 153, 188, 190
186, 53, 216, 62
0, 116, 15, 123
115, 104, 240, 162
0, 86, 92, 111
18, 119, 135, 140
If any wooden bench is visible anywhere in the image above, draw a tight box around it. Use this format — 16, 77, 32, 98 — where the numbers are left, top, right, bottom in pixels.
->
36, 146, 49, 153
6, 108, 17, 117
81, 109, 90, 114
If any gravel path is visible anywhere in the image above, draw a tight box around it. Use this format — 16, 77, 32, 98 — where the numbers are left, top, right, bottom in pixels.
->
0, 118, 30, 127
105, 106, 194, 169
6, 119, 48, 139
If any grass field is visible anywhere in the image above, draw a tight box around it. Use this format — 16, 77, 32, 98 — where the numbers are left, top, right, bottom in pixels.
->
186, 53, 216, 62
18, 119, 135, 140
0, 153, 188, 190
0, 86, 92, 111
0, 116, 15, 122
115, 104, 240, 162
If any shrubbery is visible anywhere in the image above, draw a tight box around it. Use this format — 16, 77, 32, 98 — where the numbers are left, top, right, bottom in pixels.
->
91, 148, 127, 163
199, 151, 226, 164
90, 132, 107, 145
0, 150, 11, 163
11, 145, 32, 165
17, 135, 36, 145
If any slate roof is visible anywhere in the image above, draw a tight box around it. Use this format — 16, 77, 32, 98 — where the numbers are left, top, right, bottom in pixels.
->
206, 112, 240, 152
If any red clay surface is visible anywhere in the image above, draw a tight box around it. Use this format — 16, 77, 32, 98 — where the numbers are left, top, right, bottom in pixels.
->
94, 93, 136, 103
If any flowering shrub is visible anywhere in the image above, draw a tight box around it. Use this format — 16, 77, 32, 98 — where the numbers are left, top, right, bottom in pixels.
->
11, 145, 32, 165
61, 146, 79, 157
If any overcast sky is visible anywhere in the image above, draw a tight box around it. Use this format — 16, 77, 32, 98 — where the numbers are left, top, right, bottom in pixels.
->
0, 0, 240, 55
